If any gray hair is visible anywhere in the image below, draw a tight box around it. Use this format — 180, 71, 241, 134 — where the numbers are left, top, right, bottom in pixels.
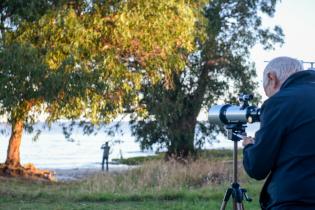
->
263, 56, 304, 87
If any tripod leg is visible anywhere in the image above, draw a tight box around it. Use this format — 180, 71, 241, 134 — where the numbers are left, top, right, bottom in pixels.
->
220, 188, 232, 210
233, 201, 245, 210
233, 201, 237, 210
236, 202, 244, 210
220, 201, 228, 210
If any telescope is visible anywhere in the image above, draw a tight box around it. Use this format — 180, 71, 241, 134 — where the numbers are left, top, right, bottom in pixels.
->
208, 94, 261, 125
208, 94, 261, 210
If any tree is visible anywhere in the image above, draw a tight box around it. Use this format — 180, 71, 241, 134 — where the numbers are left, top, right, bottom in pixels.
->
130, 0, 284, 158
0, 0, 62, 178
0, 0, 197, 178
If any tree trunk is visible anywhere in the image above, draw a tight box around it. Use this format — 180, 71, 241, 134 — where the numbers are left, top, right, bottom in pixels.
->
168, 116, 197, 158
5, 120, 24, 168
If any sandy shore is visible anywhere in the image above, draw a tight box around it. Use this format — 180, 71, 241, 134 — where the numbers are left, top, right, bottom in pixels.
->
47, 164, 136, 181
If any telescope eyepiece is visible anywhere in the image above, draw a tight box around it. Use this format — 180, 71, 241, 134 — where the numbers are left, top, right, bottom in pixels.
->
239, 94, 253, 102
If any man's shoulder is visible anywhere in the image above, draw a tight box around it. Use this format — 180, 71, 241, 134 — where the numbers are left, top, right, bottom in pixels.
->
267, 81, 315, 106
262, 90, 294, 108
261, 85, 314, 120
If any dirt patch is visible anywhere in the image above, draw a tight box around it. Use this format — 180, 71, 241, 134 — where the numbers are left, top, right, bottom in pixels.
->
0, 163, 55, 181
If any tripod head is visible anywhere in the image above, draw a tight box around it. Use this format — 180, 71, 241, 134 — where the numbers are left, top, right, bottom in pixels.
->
225, 123, 247, 142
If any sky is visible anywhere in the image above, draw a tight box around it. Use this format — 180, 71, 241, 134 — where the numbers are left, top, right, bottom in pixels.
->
251, 0, 315, 101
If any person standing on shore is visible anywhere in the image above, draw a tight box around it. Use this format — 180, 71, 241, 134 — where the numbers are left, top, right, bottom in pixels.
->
243, 56, 315, 209
101, 142, 110, 171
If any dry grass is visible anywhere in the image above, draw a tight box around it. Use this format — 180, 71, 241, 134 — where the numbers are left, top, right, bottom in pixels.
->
0, 155, 262, 210
79, 158, 246, 194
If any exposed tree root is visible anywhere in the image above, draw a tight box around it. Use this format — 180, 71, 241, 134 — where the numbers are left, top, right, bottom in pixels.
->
0, 163, 56, 181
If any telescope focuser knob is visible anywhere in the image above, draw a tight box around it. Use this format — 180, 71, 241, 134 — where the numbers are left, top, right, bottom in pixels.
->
248, 116, 253, 123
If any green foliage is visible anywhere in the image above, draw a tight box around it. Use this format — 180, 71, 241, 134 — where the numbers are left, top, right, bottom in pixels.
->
113, 0, 197, 77
0, 0, 59, 24
131, 0, 284, 157
0, 0, 201, 167
0, 43, 48, 123
0, 0, 198, 128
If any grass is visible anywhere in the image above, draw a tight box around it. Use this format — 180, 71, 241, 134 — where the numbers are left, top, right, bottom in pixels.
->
0, 149, 263, 210
112, 149, 242, 165
112, 153, 165, 165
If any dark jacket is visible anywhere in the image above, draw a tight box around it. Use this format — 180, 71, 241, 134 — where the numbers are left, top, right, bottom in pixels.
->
243, 70, 315, 209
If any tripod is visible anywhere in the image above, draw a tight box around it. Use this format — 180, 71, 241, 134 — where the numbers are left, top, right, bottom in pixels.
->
220, 124, 252, 210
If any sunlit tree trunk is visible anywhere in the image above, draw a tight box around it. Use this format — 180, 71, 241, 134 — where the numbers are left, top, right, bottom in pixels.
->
5, 119, 24, 168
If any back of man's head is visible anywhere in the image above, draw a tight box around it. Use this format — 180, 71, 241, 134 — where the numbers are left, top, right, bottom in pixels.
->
263, 57, 304, 87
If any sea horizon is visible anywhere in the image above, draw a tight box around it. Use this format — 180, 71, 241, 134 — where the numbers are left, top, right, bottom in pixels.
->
0, 121, 260, 169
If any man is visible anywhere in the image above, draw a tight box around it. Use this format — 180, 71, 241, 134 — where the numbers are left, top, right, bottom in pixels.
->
243, 56, 315, 209
101, 142, 110, 171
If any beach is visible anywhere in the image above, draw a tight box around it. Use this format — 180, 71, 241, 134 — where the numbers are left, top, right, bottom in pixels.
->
50, 164, 137, 181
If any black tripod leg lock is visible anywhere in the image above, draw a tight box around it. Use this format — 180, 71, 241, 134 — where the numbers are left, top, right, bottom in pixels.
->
241, 189, 252, 202
230, 183, 252, 203
231, 183, 243, 203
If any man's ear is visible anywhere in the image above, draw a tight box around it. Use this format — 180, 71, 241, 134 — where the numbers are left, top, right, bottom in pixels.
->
267, 72, 280, 89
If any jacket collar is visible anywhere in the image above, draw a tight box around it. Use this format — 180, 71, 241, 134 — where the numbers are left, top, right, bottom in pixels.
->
281, 70, 315, 89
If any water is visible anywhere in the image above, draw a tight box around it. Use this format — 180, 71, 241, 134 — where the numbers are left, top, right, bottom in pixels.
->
0, 122, 259, 169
